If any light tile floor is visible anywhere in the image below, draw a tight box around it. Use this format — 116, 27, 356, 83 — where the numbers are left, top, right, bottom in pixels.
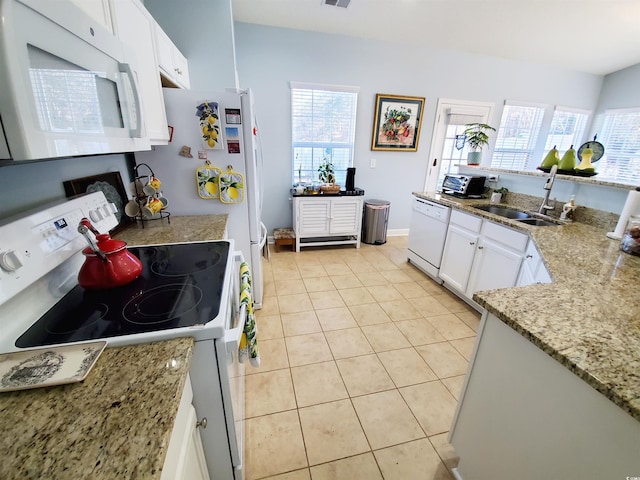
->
245, 236, 481, 480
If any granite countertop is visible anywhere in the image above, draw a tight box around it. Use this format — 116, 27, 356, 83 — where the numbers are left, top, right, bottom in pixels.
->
115, 214, 228, 246
413, 192, 640, 422
0, 338, 194, 480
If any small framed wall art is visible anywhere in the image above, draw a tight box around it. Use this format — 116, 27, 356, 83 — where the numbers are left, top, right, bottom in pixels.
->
371, 94, 425, 152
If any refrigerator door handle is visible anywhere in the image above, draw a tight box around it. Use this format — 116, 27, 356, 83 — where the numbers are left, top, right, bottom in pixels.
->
259, 222, 268, 249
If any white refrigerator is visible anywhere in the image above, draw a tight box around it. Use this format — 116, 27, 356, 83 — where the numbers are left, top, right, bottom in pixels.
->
135, 88, 267, 307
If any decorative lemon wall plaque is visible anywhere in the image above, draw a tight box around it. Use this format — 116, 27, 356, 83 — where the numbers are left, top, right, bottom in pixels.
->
196, 101, 223, 150
219, 166, 245, 204
196, 162, 222, 199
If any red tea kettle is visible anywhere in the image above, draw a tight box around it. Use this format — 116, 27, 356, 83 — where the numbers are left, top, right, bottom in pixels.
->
77, 218, 143, 290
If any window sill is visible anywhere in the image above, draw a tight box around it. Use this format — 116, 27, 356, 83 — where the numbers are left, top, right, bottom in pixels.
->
459, 166, 636, 190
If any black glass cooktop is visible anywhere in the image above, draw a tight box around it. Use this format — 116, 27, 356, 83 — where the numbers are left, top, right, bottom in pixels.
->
16, 242, 230, 348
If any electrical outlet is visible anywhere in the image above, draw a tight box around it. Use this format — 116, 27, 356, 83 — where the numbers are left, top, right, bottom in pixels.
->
370, 158, 376, 168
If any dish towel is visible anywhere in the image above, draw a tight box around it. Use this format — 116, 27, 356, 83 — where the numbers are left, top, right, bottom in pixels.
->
238, 262, 260, 367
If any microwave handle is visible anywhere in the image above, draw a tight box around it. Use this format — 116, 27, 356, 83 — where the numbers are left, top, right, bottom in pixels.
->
119, 62, 142, 139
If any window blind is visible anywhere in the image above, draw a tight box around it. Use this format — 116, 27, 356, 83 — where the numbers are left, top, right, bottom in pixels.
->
544, 107, 589, 152
491, 103, 545, 170
291, 86, 358, 185
597, 109, 640, 184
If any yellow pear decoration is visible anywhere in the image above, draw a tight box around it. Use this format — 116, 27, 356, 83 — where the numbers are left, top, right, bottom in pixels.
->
540, 145, 560, 168
558, 145, 577, 171
575, 147, 595, 173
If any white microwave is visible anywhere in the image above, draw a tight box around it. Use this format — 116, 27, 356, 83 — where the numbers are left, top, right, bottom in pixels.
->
0, 0, 150, 162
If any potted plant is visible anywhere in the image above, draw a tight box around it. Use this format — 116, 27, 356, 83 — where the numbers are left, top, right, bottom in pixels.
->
318, 160, 336, 184
463, 123, 495, 166
317, 159, 340, 193
491, 186, 508, 204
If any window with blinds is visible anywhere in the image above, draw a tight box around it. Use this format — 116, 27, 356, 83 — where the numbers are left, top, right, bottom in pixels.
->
437, 110, 484, 188
597, 109, 640, 184
544, 107, 589, 152
491, 103, 545, 170
291, 83, 358, 186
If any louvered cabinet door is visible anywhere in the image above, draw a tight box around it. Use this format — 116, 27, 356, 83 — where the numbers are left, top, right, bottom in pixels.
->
329, 198, 363, 235
296, 199, 331, 236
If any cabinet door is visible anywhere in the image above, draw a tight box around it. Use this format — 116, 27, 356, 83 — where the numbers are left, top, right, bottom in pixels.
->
179, 405, 210, 480
330, 199, 362, 235
156, 25, 190, 89
297, 200, 331, 236
70, 0, 113, 32
466, 237, 523, 297
109, 0, 169, 144
439, 224, 478, 293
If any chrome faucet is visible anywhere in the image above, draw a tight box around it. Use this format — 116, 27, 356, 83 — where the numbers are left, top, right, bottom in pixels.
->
538, 164, 557, 214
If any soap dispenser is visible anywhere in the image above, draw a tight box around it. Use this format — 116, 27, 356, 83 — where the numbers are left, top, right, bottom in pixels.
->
560, 196, 577, 221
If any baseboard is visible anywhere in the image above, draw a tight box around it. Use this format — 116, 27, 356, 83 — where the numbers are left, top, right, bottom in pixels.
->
268, 230, 408, 244
387, 228, 409, 236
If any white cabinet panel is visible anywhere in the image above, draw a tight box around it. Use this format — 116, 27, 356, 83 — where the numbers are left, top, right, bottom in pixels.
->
440, 224, 478, 293
466, 237, 523, 296
109, 0, 169, 144
69, 0, 112, 32
156, 25, 191, 89
293, 197, 363, 251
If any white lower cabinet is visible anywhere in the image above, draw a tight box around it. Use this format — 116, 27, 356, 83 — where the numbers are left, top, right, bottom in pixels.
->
517, 239, 552, 286
162, 374, 210, 480
450, 313, 640, 480
440, 210, 528, 303
293, 197, 363, 252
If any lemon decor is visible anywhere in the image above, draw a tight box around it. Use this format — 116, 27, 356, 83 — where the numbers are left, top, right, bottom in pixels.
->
219, 165, 245, 204
196, 101, 222, 150
196, 161, 222, 199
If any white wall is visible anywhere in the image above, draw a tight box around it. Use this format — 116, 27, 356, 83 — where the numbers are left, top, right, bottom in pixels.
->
233, 22, 603, 232
0, 155, 131, 219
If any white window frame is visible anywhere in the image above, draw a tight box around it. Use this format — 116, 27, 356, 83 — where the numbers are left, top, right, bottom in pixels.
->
491, 101, 547, 171
290, 81, 359, 186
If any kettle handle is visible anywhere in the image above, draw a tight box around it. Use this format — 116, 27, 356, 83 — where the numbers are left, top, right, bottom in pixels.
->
78, 221, 107, 262
79, 217, 101, 236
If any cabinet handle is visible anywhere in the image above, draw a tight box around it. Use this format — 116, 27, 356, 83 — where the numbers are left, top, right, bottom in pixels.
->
469, 241, 475, 246
477, 246, 484, 249
526, 254, 533, 258
196, 417, 208, 429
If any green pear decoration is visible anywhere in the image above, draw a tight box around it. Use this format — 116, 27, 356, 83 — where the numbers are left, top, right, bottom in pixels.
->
540, 145, 560, 168
575, 147, 595, 173
558, 145, 577, 171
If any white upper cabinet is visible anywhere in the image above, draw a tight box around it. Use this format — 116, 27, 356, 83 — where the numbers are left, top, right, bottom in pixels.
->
69, 0, 113, 32
155, 25, 191, 89
108, 0, 170, 145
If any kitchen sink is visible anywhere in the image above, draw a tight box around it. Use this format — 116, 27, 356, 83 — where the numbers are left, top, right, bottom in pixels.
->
516, 218, 561, 227
473, 204, 531, 220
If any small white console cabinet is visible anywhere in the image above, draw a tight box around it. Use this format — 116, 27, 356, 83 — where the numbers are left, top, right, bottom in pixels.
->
293, 196, 363, 252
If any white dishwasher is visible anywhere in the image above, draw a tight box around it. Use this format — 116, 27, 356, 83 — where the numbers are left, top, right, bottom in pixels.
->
407, 197, 451, 283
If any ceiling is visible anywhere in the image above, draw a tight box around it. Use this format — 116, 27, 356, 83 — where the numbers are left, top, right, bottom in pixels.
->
231, 0, 640, 76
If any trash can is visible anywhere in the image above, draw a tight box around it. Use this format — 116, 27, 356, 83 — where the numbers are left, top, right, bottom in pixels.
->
362, 199, 390, 245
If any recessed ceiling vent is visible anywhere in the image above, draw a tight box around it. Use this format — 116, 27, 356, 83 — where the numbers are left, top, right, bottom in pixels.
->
323, 0, 351, 8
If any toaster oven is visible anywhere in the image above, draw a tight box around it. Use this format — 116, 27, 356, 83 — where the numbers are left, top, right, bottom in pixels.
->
441, 175, 487, 197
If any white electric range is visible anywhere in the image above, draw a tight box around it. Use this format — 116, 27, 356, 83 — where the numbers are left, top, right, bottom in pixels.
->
0, 192, 246, 479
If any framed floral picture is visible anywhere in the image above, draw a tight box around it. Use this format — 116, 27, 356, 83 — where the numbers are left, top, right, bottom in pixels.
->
63, 172, 131, 234
371, 94, 425, 151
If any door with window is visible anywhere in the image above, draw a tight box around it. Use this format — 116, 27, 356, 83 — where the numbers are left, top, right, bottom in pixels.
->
424, 99, 494, 192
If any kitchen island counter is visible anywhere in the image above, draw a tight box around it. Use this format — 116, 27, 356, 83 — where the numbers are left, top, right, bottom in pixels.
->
0, 338, 194, 480
115, 214, 228, 246
413, 191, 640, 422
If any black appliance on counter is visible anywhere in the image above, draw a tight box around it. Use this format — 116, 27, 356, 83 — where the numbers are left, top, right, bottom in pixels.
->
441, 175, 486, 198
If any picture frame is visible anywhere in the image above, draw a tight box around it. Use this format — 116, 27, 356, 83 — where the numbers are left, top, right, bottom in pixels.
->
63, 172, 132, 234
371, 94, 425, 151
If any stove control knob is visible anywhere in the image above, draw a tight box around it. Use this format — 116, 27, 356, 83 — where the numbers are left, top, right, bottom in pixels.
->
89, 209, 103, 222
0, 250, 23, 272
